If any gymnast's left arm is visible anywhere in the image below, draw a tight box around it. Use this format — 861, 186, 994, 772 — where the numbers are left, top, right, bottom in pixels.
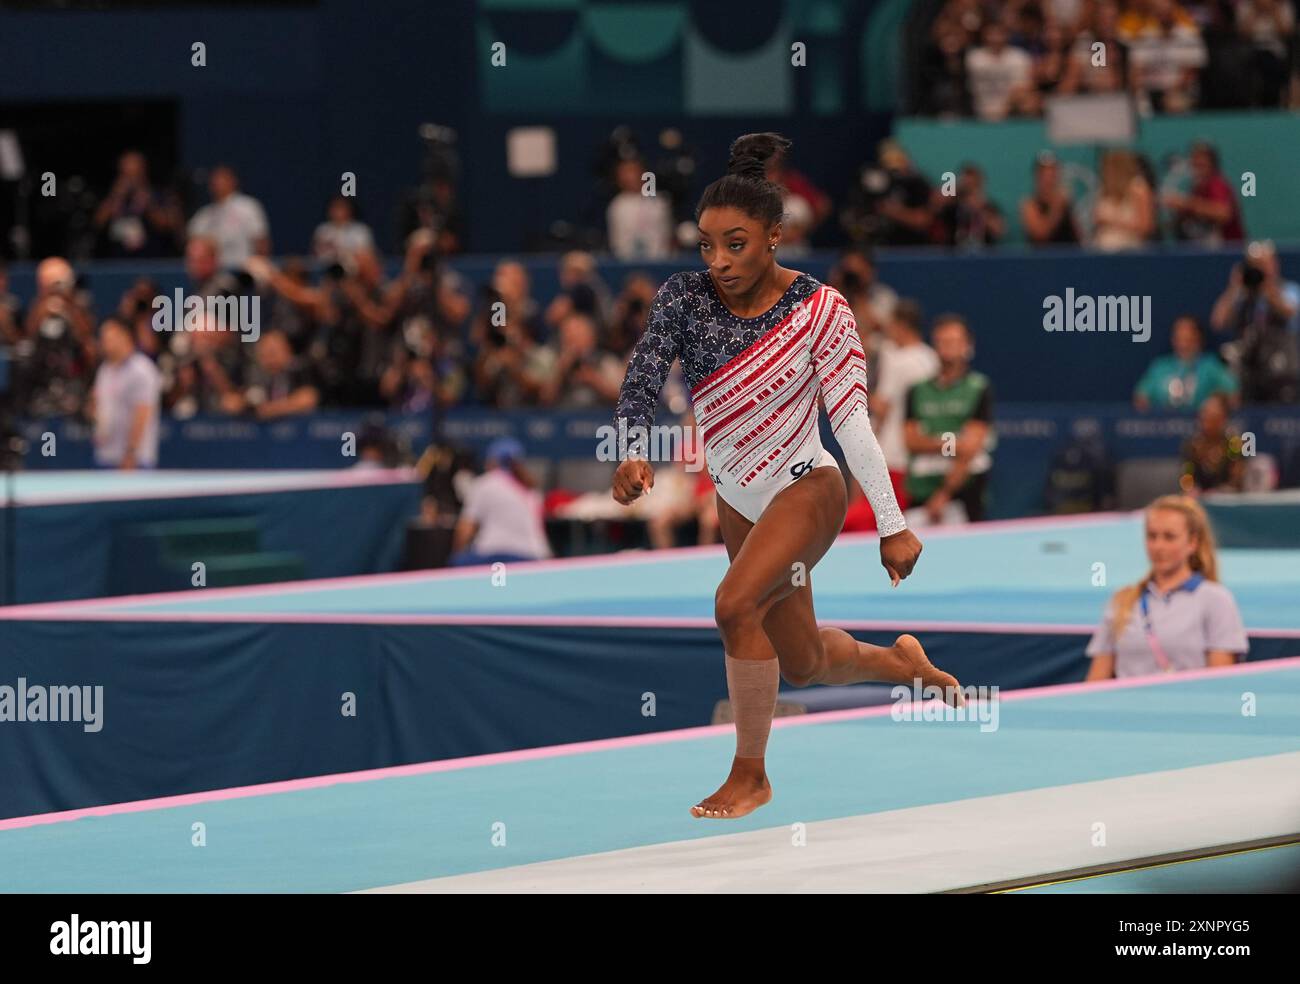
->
811, 291, 921, 584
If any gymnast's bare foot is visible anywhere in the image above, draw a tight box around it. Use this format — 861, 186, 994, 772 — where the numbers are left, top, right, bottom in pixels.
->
690, 758, 772, 819
885, 633, 965, 706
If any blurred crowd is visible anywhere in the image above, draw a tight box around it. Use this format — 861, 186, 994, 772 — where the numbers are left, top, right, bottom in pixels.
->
846, 137, 1249, 250
920, 0, 1297, 119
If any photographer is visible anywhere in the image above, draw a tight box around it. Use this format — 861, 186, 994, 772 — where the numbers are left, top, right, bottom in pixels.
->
829, 248, 897, 339
935, 164, 1004, 249
842, 140, 937, 248
605, 272, 657, 359
93, 151, 183, 259
537, 311, 622, 408
471, 283, 550, 409
21, 257, 97, 417
1210, 240, 1300, 402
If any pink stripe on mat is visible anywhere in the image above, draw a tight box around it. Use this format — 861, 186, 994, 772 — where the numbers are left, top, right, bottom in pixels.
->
2, 654, 1295, 833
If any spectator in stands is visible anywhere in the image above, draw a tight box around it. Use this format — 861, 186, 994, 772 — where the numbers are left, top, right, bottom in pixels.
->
1134, 315, 1238, 411
605, 272, 657, 359
903, 314, 994, 525
472, 308, 550, 408
115, 276, 164, 360
414, 176, 467, 257
450, 437, 552, 565
23, 257, 97, 417
606, 157, 673, 260
936, 164, 1005, 248
918, 14, 974, 116
312, 196, 375, 265
389, 233, 471, 390
1179, 392, 1247, 491
1091, 149, 1156, 250
258, 256, 320, 354
1210, 240, 1300, 402
869, 140, 938, 247
1085, 494, 1246, 678
1021, 151, 1081, 245
380, 339, 464, 413
1122, 0, 1208, 113
1029, 19, 1074, 103
334, 247, 407, 404
1163, 141, 1244, 245
1059, 0, 1132, 95
89, 317, 161, 470
537, 312, 624, 408
473, 259, 544, 351
829, 247, 897, 340
163, 319, 242, 419
1237, 0, 1295, 106
186, 165, 270, 267
765, 143, 832, 253
965, 20, 1036, 120
224, 329, 318, 420
184, 236, 233, 298
0, 265, 22, 345
93, 151, 182, 258
1044, 0, 1089, 32
544, 251, 612, 340
866, 299, 938, 516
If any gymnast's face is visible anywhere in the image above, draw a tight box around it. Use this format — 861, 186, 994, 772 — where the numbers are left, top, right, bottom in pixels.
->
1145, 509, 1197, 577
697, 207, 776, 296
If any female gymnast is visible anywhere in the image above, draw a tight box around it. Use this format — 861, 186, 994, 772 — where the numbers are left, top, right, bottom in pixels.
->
611, 133, 962, 819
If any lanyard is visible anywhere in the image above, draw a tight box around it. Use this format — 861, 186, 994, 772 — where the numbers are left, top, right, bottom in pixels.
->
1139, 573, 1204, 673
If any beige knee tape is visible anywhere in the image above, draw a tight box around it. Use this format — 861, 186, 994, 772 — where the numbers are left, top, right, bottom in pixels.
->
725, 654, 779, 759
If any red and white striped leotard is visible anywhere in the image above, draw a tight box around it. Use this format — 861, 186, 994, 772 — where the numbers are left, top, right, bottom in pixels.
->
614, 270, 904, 533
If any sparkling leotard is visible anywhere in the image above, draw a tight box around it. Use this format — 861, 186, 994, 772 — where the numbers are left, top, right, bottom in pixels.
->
614, 270, 905, 535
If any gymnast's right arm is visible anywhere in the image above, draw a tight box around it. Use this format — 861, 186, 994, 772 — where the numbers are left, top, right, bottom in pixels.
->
611, 279, 681, 504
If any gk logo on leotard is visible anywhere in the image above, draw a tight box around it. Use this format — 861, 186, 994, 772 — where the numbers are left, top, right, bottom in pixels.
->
790, 457, 815, 479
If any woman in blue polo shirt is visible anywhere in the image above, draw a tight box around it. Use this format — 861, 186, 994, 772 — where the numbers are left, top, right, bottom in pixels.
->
1086, 495, 1248, 679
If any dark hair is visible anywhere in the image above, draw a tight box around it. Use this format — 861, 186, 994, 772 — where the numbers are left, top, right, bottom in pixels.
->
1190, 140, 1220, 172
932, 311, 971, 337
694, 132, 791, 227
893, 299, 924, 334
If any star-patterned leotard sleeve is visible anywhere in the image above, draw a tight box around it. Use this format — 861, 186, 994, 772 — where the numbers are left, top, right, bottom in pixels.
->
614, 273, 684, 441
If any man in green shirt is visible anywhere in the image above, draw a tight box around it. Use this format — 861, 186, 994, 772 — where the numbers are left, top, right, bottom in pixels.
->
903, 314, 994, 524
1134, 315, 1239, 411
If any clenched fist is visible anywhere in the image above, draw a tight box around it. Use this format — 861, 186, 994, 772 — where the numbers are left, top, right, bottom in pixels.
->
612, 458, 655, 505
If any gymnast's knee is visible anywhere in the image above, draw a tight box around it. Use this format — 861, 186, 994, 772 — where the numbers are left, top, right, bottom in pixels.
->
714, 582, 760, 638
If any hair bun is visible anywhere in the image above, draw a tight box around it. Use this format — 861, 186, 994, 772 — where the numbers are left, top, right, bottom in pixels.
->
726, 132, 791, 182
